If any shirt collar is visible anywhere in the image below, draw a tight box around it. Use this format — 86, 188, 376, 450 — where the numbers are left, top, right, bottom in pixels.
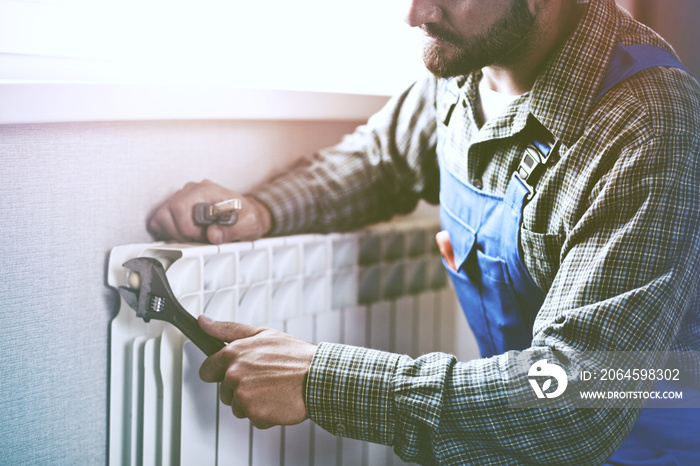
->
528, 0, 620, 147
460, 71, 531, 144
457, 0, 619, 147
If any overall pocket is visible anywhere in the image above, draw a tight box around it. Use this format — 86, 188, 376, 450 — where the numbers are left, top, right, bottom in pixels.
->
519, 226, 563, 294
441, 207, 533, 357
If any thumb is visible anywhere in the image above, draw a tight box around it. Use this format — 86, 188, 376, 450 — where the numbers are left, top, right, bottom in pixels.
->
198, 315, 264, 342
205, 221, 249, 244
206, 224, 225, 244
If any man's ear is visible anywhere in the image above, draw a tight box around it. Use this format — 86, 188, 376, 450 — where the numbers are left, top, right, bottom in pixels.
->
530, 0, 573, 20
528, 0, 541, 14
528, 0, 556, 15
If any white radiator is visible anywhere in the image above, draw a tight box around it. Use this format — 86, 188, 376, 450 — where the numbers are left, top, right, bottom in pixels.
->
107, 217, 461, 466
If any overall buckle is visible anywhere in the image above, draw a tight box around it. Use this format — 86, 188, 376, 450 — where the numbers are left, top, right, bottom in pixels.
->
514, 135, 561, 200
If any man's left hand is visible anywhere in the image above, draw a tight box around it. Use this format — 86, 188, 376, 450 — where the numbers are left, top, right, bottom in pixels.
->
198, 316, 317, 429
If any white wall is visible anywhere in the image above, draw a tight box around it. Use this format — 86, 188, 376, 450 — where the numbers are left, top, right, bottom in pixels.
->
0, 1, 427, 461
0, 118, 364, 463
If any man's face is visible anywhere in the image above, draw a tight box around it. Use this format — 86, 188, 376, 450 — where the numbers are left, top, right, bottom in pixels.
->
406, 0, 537, 78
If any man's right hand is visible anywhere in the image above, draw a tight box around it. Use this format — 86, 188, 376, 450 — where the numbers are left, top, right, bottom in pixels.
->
147, 180, 272, 244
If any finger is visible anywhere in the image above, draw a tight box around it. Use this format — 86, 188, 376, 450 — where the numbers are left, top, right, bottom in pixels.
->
205, 199, 265, 244
200, 340, 239, 382
219, 376, 237, 406
231, 398, 247, 419
206, 221, 248, 244
198, 325, 266, 383
435, 230, 456, 271
252, 421, 274, 430
198, 316, 265, 342
148, 207, 187, 242
206, 224, 225, 244
169, 202, 206, 242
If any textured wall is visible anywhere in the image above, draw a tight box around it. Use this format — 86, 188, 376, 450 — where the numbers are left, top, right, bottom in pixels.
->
0, 119, 361, 464
618, 0, 700, 76
639, 0, 700, 77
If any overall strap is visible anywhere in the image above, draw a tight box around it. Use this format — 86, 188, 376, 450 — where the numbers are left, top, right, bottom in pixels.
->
515, 42, 693, 199
514, 117, 560, 200
595, 43, 695, 101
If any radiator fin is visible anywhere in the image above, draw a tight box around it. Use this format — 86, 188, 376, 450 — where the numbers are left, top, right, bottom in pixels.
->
108, 218, 464, 465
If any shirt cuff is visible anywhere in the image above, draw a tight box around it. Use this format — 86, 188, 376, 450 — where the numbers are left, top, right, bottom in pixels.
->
305, 342, 401, 445
248, 172, 318, 237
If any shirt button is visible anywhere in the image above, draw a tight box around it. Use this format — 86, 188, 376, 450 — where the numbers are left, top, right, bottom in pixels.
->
336, 423, 346, 434
472, 178, 483, 190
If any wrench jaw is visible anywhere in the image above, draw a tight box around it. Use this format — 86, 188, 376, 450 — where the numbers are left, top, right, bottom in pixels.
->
118, 256, 226, 356
117, 286, 140, 316
119, 257, 174, 323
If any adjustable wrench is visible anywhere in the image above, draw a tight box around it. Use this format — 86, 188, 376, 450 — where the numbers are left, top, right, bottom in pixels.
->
118, 257, 226, 356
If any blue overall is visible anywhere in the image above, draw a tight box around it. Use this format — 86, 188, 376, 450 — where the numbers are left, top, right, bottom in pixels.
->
437, 43, 699, 465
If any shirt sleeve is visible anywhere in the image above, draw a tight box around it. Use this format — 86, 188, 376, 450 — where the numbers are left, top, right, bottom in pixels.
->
250, 74, 440, 236
307, 343, 643, 465
305, 131, 700, 465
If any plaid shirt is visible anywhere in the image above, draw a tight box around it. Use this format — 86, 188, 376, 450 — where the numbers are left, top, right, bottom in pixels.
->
253, 0, 700, 464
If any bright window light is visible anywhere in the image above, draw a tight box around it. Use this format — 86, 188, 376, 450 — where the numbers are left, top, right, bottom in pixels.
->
0, 0, 427, 95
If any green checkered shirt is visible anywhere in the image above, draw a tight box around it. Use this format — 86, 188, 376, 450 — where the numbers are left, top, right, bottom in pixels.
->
252, 0, 700, 463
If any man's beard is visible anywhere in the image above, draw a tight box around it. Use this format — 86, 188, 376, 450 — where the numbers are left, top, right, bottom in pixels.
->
422, 0, 536, 78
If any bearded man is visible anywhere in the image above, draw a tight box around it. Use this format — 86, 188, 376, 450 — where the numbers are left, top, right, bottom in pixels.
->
148, 1, 700, 464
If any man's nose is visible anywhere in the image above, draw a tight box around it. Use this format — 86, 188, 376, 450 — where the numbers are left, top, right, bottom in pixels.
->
405, 0, 443, 28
